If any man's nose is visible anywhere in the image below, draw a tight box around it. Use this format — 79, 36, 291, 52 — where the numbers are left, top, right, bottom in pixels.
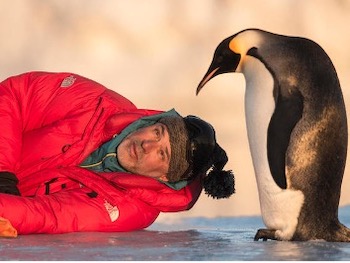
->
141, 140, 160, 153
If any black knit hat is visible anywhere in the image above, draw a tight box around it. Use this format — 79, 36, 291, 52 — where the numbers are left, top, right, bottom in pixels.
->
159, 115, 235, 199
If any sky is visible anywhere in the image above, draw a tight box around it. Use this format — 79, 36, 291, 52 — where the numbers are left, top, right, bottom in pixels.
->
0, 0, 349, 221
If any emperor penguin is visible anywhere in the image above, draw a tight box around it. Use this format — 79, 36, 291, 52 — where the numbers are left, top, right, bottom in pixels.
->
197, 28, 350, 242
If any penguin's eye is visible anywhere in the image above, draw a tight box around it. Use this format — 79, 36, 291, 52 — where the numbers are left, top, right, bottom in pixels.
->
216, 55, 224, 63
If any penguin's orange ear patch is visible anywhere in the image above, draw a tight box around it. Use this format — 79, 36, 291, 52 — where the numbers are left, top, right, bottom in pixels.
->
0, 217, 17, 238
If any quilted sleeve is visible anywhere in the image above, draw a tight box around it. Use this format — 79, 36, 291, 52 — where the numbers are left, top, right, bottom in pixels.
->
0, 74, 25, 172
0, 187, 159, 234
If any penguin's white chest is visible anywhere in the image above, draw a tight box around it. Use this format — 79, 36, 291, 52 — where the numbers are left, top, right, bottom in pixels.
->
242, 56, 304, 240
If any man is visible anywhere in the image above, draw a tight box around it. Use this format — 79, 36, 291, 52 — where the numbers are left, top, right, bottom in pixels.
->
0, 71, 234, 237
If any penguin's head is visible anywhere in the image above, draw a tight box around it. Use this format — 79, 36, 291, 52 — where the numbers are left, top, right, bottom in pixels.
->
197, 36, 240, 95
197, 29, 264, 94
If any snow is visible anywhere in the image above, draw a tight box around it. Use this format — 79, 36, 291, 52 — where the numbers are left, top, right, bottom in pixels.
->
1, 206, 349, 261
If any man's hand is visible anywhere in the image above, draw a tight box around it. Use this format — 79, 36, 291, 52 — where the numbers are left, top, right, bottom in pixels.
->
0, 217, 17, 237
0, 172, 21, 196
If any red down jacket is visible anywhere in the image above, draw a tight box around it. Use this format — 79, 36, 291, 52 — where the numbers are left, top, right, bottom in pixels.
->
0, 71, 202, 234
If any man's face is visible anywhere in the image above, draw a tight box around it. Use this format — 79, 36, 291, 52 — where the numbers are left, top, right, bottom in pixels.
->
117, 123, 171, 181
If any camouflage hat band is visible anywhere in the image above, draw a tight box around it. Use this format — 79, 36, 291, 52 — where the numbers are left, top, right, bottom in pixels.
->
158, 116, 190, 182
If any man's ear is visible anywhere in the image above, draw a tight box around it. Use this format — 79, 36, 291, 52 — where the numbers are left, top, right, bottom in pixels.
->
159, 174, 168, 182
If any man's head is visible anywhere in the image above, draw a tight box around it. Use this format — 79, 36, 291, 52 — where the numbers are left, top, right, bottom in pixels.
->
117, 115, 235, 199
117, 122, 171, 182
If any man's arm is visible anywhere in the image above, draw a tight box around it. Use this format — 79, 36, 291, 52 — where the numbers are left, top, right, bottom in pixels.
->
0, 71, 109, 195
0, 74, 28, 195
0, 187, 159, 234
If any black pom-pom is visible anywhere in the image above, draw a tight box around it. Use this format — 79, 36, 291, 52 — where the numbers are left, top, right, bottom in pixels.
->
203, 169, 235, 199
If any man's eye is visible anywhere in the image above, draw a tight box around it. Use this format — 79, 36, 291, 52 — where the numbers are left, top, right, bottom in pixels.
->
159, 150, 165, 160
154, 129, 160, 138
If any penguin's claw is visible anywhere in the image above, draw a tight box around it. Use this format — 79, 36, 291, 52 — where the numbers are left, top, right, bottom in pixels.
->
254, 229, 277, 241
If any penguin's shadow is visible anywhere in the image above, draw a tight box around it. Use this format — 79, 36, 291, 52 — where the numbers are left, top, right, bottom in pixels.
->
250, 239, 350, 260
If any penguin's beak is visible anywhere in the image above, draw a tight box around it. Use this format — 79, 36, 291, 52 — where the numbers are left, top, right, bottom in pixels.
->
196, 50, 241, 95
196, 67, 220, 95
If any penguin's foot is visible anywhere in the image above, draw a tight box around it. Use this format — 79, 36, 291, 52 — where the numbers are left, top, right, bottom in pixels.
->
334, 223, 350, 242
254, 229, 277, 241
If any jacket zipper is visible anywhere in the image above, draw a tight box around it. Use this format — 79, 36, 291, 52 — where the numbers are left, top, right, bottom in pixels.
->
80, 152, 116, 169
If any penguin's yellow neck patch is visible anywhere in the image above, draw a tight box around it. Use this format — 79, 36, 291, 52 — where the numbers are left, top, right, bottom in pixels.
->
229, 30, 263, 54
228, 30, 264, 73
229, 38, 242, 54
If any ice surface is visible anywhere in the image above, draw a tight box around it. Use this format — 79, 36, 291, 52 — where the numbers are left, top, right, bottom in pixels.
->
1, 206, 349, 261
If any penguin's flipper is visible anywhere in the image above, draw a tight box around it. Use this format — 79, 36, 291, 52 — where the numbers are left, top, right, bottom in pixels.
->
254, 229, 277, 241
267, 86, 303, 189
